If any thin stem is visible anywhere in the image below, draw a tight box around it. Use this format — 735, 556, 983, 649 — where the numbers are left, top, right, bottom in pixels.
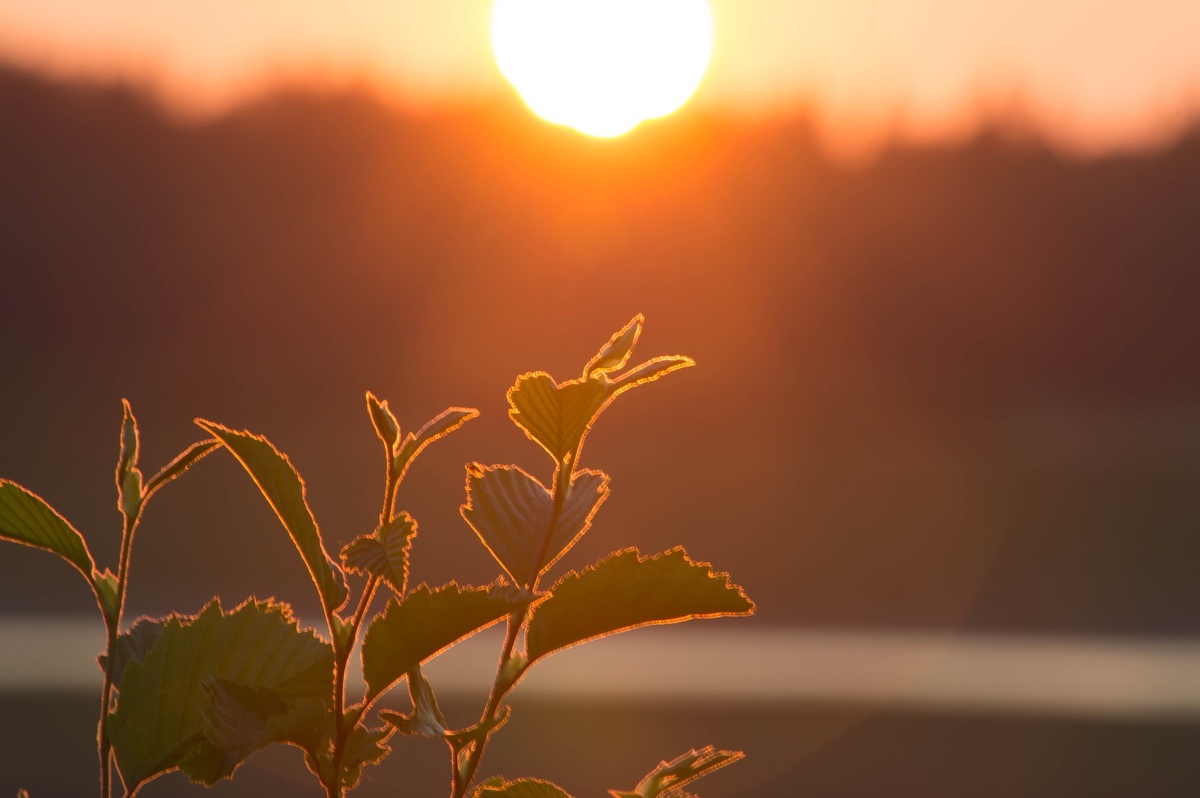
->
326, 448, 399, 797
529, 460, 570, 592
452, 456, 570, 797
451, 608, 526, 798
99, 510, 139, 798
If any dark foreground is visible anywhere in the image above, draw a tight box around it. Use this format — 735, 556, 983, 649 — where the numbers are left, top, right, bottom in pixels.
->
3, 693, 1198, 797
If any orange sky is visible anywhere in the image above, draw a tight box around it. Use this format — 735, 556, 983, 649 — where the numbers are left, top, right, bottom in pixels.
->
1, 0, 1197, 157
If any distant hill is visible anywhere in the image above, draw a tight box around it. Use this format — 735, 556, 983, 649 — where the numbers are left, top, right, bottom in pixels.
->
1, 65, 1197, 635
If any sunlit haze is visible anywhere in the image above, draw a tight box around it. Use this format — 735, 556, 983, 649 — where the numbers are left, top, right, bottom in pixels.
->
0, 0, 1197, 155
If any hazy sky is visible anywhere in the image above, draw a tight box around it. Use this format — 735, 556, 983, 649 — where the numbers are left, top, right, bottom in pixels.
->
0, 0, 1197, 155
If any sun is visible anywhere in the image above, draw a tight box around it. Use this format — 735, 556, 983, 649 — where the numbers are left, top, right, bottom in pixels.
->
491, 0, 714, 138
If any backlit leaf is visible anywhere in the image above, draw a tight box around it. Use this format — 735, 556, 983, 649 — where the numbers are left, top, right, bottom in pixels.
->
0, 480, 94, 578
116, 399, 142, 518
361, 581, 530, 701
93, 568, 120, 623
339, 723, 392, 789
473, 778, 574, 798
507, 373, 608, 463
196, 420, 348, 614
394, 407, 480, 482
182, 691, 329, 786
585, 314, 643, 377
610, 356, 694, 393
108, 598, 334, 790
143, 439, 219, 500
198, 679, 287, 768
527, 549, 754, 662
379, 665, 448, 737
609, 747, 743, 798
341, 512, 418, 596
461, 465, 609, 587
99, 616, 164, 684
366, 392, 401, 452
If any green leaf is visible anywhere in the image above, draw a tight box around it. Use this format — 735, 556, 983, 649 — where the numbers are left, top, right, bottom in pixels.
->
379, 665, 448, 737
473, 779, 574, 798
195, 420, 348, 614
461, 465, 609, 587
510, 319, 694, 465
609, 747, 743, 798
361, 581, 530, 701
340, 512, 418, 596
182, 690, 329, 786
0, 480, 94, 578
527, 549, 754, 662
394, 407, 480, 481
98, 616, 164, 684
199, 678, 288, 765
339, 724, 393, 790
585, 314, 643, 377
108, 598, 334, 790
507, 373, 609, 464
93, 568, 120, 624
143, 439, 219, 500
366, 391, 401, 452
116, 399, 143, 518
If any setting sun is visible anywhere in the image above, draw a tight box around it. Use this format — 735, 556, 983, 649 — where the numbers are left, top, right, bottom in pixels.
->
491, 0, 714, 137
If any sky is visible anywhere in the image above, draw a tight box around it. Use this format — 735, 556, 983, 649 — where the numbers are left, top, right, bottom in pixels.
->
0, 0, 1197, 155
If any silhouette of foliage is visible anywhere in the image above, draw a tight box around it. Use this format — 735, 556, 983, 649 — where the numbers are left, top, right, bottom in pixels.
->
0, 317, 751, 798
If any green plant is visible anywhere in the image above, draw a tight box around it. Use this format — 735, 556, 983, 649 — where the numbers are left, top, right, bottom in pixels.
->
1, 316, 753, 798
0, 401, 218, 798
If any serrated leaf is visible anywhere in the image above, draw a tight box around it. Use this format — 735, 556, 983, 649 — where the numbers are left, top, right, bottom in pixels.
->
380, 665, 448, 737
394, 407, 480, 481
361, 582, 530, 701
507, 373, 609, 464
458, 463, 609, 588
116, 399, 142, 518
610, 747, 743, 798
340, 512, 418, 596
527, 549, 754, 662
98, 616, 164, 684
143, 439, 219, 500
108, 598, 334, 790
340, 723, 392, 789
195, 420, 348, 614
366, 392, 401, 452
181, 691, 329, 786
0, 480, 94, 578
585, 314, 644, 377
473, 778, 574, 798
461, 465, 609, 588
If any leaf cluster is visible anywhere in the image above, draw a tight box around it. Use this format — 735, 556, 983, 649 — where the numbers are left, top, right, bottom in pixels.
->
1, 316, 753, 798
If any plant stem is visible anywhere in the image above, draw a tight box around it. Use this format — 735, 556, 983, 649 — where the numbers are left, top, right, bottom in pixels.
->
451, 607, 527, 798
326, 448, 398, 796
98, 510, 139, 798
452, 458, 570, 797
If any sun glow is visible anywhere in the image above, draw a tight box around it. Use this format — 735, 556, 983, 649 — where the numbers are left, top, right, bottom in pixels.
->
491, 0, 714, 138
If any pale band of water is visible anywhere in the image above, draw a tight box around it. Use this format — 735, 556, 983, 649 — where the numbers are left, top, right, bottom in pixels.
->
4, 620, 1200, 723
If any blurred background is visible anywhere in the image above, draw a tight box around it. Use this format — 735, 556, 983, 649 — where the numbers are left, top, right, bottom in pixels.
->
1, 1, 1199, 795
